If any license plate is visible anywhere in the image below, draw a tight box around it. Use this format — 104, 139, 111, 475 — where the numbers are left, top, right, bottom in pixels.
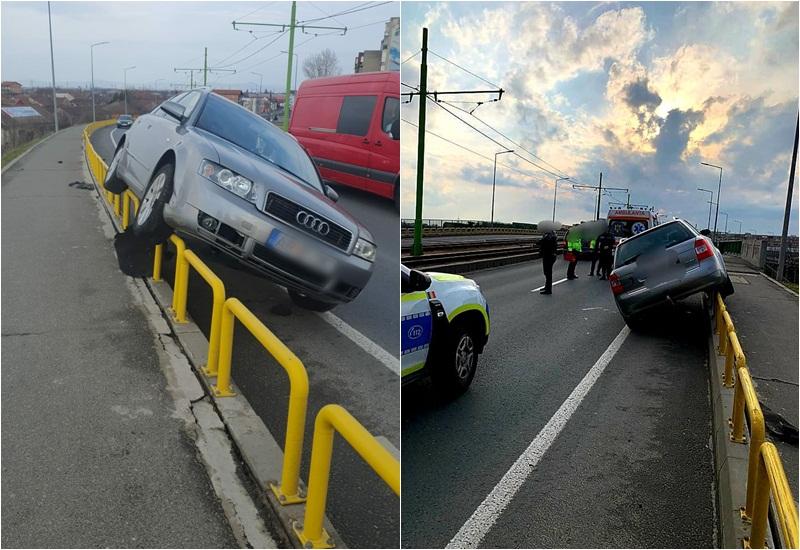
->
267, 230, 334, 273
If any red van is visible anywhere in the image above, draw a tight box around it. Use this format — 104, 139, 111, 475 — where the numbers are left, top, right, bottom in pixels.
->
289, 72, 400, 207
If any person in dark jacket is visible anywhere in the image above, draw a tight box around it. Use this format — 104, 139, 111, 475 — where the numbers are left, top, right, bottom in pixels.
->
540, 230, 558, 294
596, 231, 615, 280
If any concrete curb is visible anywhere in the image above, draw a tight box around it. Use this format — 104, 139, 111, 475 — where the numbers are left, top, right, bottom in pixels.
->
1, 128, 65, 175
759, 272, 800, 298
81, 134, 346, 549
704, 296, 776, 549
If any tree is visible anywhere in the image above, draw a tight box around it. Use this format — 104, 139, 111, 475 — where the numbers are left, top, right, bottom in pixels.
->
302, 49, 341, 79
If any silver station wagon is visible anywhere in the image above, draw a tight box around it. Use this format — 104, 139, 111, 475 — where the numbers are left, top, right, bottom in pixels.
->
104, 88, 376, 311
610, 219, 733, 329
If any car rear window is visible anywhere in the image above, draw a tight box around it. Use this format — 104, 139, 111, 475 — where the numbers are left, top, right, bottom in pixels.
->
197, 94, 323, 191
336, 95, 377, 136
615, 222, 695, 267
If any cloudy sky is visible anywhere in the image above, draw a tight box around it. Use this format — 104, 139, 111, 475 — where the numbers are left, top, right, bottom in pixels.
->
1, 1, 397, 91
401, 2, 799, 235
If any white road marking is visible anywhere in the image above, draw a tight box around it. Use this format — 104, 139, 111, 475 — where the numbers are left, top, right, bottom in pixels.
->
109, 127, 119, 149
446, 325, 631, 548
317, 311, 399, 375
531, 277, 568, 292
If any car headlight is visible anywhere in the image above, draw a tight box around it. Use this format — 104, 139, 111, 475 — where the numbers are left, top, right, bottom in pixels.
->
200, 159, 255, 202
353, 237, 377, 262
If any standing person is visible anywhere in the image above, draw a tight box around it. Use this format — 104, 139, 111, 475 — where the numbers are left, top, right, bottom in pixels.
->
588, 237, 598, 276
565, 237, 579, 280
597, 230, 614, 280
540, 229, 558, 294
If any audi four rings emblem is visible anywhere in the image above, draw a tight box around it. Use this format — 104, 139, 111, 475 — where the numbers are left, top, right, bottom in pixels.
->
296, 211, 330, 235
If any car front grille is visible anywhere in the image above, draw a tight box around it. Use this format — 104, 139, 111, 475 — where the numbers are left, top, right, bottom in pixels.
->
264, 193, 352, 252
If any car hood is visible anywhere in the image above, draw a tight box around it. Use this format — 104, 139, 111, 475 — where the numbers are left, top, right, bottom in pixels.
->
197, 129, 371, 242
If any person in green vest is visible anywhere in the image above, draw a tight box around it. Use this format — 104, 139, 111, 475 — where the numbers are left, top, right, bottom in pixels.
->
565, 229, 582, 280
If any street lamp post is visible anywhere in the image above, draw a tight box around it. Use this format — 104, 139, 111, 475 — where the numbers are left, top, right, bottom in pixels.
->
720, 211, 729, 234
123, 65, 136, 115
251, 72, 263, 94
701, 162, 723, 241
734, 220, 743, 234
552, 177, 570, 221
90, 41, 110, 123
697, 188, 714, 230
491, 149, 514, 226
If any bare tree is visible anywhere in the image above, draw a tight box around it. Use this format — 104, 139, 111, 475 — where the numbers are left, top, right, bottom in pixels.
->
302, 49, 341, 79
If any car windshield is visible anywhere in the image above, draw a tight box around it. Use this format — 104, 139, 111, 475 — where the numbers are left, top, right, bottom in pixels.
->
196, 94, 323, 192
615, 221, 695, 267
119, 115, 132, 120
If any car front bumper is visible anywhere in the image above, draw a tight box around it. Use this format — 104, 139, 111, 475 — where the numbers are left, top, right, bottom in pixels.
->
163, 174, 374, 304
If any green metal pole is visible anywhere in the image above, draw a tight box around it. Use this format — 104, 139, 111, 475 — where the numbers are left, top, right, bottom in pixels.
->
282, 1, 297, 131
412, 28, 428, 257
203, 47, 208, 86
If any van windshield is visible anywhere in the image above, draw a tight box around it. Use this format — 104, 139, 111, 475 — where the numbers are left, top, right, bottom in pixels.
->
197, 94, 323, 192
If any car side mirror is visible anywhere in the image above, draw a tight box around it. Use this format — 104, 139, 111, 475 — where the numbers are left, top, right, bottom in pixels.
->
390, 119, 400, 140
324, 185, 339, 202
162, 101, 186, 122
409, 269, 431, 291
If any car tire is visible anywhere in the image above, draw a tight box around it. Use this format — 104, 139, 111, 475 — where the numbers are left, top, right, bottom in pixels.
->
132, 163, 174, 243
288, 289, 337, 312
431, 320, 478, 396
622, 313, 647, 332
104, 143, 128, 194
720, 275, 735, 298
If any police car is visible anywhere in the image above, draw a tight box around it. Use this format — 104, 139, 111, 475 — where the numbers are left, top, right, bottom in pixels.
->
401, 265, 490, 394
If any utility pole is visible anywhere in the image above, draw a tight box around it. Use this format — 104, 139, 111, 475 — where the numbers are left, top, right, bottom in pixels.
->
552, 177, 570, 221
175, 49, 235, 91
491, 149, 513, 226
232, 3, 347, 131
412, 27, 428, 257
47, 1, 58, 132
701, 161, 724, 241
596, 172, 603, 220
403, 27, 504, 255
203, 47, 208, 85
777, 114, 798, 283
123, 65, 135, 115
90, 41, 110, 123
697, 188, 714, 230
571, 176, 627, 221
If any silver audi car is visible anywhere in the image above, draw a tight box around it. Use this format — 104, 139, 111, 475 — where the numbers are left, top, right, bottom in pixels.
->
610, 219, 733, 329
104, 88, 376, 311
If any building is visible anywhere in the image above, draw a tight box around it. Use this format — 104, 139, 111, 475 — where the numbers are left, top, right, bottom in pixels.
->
2, 81, 23, 95
211, 89, 242, 103
354, 50, 382, 73
380, 17, 400, 72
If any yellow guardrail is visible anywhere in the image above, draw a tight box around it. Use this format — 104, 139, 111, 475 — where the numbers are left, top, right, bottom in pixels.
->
216, 297, 309, 505
714, 294, 798, 549
174, 249, 225, 376
293, 404, 400, 548
82, 122, 398, 533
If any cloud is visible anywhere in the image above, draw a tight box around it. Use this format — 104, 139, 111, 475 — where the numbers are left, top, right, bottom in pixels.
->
623, 78, 662, 110
654, 108, 704, 166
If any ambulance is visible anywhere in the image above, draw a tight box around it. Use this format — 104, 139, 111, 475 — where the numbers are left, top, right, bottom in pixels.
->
401, 265, 490, 395
607, 208, 659, 246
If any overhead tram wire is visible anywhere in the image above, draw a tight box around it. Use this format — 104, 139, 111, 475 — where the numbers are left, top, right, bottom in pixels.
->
308, 2, 347, 28
237, 34, 319, 74
297, 1, 393, 24
427, 49, 502, 89
401, 50, 421, 65
214, 30, 288, 69
401, 119, 551, 184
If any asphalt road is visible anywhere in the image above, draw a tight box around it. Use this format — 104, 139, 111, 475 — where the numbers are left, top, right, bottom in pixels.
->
93, 125, 399, 548
401, 259, 716, 548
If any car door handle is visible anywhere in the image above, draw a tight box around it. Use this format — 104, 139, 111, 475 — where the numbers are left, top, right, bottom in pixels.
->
362, 138, 370, 144
374, 140, 383, 146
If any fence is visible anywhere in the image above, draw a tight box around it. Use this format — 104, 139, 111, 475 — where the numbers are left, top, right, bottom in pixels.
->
83, 121, 397, 542
714, 294, 798, 548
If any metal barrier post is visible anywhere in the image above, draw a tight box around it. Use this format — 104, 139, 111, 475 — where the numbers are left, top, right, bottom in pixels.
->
174, 250, 225, 375
215, 297, 309, 504
748, 443, 799, 549
724, 331, 744, 388
153, 244, 163, 281
719, 311, 733, 357
294, 404, 400, 548
166, 234, 187, 319
121, 190, 139, 230
730, 366, 767, 520
113, 193, 120, 217
715, 293, 726, 336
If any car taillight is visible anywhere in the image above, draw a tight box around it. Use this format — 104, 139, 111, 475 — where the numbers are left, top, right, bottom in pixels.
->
609, 273, 624, 295
695, 237, 714, 262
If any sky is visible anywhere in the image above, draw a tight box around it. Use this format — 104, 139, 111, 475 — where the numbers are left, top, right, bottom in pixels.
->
1, 1, 398, 91
400, 2, 799, 235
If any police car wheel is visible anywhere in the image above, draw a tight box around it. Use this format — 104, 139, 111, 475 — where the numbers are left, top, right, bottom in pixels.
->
433, 322, 478, 394
288, 289, 337, 312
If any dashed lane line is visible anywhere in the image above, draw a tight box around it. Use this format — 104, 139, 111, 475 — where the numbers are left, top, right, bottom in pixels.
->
446, 325, 631, 548
531, 277, 569, 292
317, 311, 399, 375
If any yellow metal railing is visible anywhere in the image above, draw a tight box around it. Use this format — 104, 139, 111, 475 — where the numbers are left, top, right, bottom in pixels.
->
714, 294, 799, 548
121, 190, 140, 230
216, 297, 309, 505
174, 249, 226, 375
293, 404, 400, 548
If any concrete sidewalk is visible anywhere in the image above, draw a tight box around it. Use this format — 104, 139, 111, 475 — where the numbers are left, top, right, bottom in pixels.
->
723, 255, 798, 497
1, 125, 242, 547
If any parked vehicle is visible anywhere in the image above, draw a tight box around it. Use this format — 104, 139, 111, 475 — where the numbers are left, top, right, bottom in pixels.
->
289, 72, 400, 208
401, 265, 490, 395
607, 207, 659, 247
116, 114, 133, 128
609, 219, 733, 329
103, 88, 377, 311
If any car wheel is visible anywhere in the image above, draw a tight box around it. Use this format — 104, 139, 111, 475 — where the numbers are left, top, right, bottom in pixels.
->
104, 143, 128, 194
132, 163, 174, 243
288, 289, 337, 312
720, 275, 735, 298
432, 320, 478, 396
622, 313, 647, 332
